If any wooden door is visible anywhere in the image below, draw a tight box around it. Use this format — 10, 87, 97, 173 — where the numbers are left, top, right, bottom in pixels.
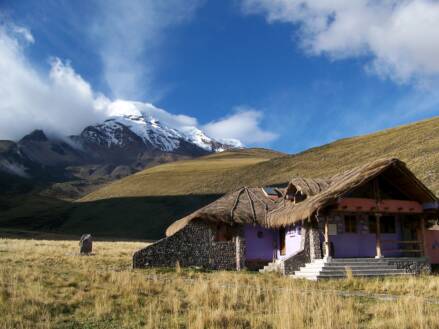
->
279, 227, 286, 256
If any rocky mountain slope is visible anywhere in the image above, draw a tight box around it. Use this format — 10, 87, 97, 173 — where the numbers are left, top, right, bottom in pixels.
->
0, 110, 242, 198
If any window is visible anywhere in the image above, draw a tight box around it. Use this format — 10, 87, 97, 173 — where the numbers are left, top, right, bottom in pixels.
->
344, 215, 357, 233
215, 224, 234, 241
381, 216, 396, 234
369, 216, 377, 233
257, 231, 264, 239
369, 215, 396, 234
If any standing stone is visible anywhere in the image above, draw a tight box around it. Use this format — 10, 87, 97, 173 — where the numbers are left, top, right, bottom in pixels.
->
79, 234, 93, 254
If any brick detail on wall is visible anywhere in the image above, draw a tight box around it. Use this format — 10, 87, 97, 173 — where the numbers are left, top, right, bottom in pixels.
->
133, 221, 245, 271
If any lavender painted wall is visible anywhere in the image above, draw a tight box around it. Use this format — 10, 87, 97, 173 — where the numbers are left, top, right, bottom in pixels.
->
329, 215, 402, 258
244, 225, 275, 261
244, 224, 303, 261
276, 224, 302, 260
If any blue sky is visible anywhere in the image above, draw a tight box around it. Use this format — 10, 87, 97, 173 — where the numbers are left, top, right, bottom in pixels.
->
1, 0, 439, 153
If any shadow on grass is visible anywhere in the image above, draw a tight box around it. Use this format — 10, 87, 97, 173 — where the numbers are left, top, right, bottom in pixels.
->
0, 194, 222, 240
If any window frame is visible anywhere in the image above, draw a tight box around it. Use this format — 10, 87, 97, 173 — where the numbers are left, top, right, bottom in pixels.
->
369, 215, 396, 234
344, 215, 357, 233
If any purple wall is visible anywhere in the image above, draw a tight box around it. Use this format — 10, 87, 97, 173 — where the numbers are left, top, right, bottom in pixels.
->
244, 225, 275, 261
330, 216, 402, 258
244, 224, 303, 261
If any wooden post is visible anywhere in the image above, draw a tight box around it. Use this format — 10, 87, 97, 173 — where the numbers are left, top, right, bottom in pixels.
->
419, 217, 426, 257
324, 217, 330, 259
235, 235, 241, 271
375, 214, 382, 258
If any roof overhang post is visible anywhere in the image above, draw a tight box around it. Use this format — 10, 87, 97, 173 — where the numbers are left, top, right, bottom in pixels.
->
375, 213, 383, 259
419, 217, 426, 257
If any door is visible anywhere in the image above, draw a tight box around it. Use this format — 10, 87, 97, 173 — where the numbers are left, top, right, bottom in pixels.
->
279, 227, 286, 256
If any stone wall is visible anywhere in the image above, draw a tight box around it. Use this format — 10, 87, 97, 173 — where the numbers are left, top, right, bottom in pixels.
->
133, 221, 245, 270
386, 257, 432, 274
309, 223, 323, 261
208, 234, 245, 270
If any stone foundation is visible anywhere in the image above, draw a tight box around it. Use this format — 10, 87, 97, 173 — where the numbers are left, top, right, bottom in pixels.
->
133, 221, 245, 270
386, 257, 431, 274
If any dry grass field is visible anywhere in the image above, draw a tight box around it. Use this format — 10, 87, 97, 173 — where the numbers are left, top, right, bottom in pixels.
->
1, 239, 439, 329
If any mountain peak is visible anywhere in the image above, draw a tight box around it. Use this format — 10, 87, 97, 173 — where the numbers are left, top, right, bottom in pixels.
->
20, 129, 48, 143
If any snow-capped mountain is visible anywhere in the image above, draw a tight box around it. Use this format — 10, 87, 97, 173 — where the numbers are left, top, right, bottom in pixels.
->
0, 103, 243, 193
76, 108, 242, 154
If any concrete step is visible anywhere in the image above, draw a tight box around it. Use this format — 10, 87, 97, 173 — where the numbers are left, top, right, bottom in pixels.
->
293, 271, 409, 280
329, 258, 393, 263
321, 261, 392, 265
302, 263, 398, 269
297, 267, 404, 273
291, 258, 412, 280
316, 272, 409, 279
259, 261, 283, 273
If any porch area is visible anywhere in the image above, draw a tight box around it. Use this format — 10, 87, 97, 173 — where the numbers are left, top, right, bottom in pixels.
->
321, 209, 429, 260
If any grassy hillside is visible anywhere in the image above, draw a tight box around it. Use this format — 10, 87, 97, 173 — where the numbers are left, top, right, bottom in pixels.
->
80, 148, 283, 200
1, 117, 439, 240
84, 116, 439, 201
0, 148, 282, 239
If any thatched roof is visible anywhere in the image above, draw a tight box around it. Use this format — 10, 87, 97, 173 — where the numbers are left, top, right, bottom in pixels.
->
166, 187, 283, 236
286, 177, 331, 198
267, 158, 438, 227
166, 158, 437, 236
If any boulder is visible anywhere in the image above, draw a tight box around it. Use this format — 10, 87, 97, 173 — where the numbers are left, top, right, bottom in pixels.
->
79, 234, 93, 254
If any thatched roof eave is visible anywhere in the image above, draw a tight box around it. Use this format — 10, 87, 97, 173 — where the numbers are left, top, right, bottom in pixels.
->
266, 158, 438, 227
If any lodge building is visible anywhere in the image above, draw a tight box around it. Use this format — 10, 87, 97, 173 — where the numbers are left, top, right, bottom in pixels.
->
133, 158, 439, 279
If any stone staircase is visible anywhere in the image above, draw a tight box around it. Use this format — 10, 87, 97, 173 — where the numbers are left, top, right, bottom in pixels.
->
259, 259, 283, 273
292, 258, 410, 280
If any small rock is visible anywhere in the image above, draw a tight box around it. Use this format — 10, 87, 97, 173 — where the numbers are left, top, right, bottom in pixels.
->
79, 234, 92, 254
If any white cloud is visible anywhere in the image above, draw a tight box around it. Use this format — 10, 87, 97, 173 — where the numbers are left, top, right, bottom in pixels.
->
203, 108, 278, 144
92, 0, 202, 100
0, 25, 108, 140
241, 0, 439, 85
12, 25, 34, 44
0, 24, 272, 147
0, 24, 199, 140
106, 99, 198, 129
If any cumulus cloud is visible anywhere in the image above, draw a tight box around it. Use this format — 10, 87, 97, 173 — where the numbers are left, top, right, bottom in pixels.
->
106, 99, 198, 129
92, 0, 202, 100
0, 24, 199, 140
0, 25, 108, 140
241, 0, 439, 85
11, 25, 34, 44
203, 108, 278, 144
0, 24, 273, 146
